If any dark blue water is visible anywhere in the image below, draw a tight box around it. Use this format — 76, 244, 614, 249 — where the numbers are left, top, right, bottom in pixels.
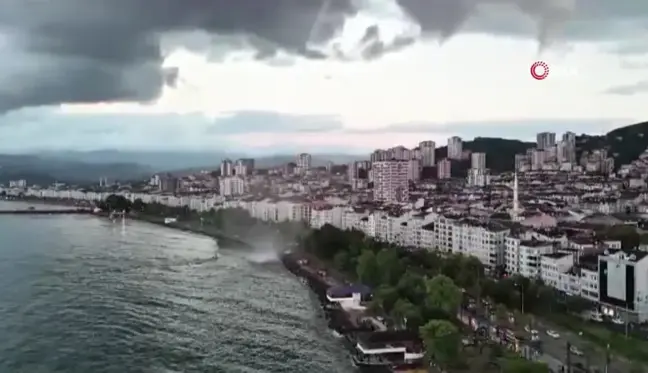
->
0, 203, 353, 373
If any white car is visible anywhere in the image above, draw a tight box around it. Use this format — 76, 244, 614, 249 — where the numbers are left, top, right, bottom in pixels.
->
546, 330, 560, 338
570, 346, 583, 356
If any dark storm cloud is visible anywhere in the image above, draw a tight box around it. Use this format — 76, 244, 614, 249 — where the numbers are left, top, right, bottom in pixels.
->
0, 0, 357, 112
0, 0, 647, 113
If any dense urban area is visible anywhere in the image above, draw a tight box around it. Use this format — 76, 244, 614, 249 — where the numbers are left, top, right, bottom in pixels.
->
5, 128, 648, 373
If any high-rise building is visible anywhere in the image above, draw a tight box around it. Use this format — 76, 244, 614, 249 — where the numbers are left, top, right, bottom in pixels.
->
373, 160, 409, 203
419, 141, 436, 167
296, 153, 311, 173
531, 149, 546, 170
437, 159, 451, 179
348, 161, 370, 181
234, 158, 253, 176
471, 152, 486, 170
220, 159, 233, 177
370, 149, 388, 163
160, 175, 179, 194
536, 132, 556, 150
407, 159, 421, 182
468, 152, 489, 187
561, 131, 577, 164
447, 137, 463, 159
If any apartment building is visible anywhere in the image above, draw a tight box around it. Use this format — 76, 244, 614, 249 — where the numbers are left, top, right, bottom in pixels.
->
219, 176, 246, 197
434, 215, 509, 270
505, 236, 555, 278
447, 136, 463, 159
373, 160, 409, 203
310, 204, 345, 229
437, 159, 451, 179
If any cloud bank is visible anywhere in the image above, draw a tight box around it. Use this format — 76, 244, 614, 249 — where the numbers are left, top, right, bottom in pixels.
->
0, 0, 646, 113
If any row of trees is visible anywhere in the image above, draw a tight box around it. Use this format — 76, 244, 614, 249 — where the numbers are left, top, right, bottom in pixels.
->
299, 224, 597, 372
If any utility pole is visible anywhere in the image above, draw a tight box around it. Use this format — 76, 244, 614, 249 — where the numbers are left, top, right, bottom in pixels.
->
624, 302, 629, 338
519, 282, 525, 314
604, 343, 610, 373
565, 342, 572, 373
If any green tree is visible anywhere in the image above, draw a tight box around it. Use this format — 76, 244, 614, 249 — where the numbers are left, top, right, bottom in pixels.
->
396, 271, 427, 303
132, 198, 145, 212
375, 248, 403, 285
456, 255, 484, 290
333, 251, 352, 273
371, 285, 400, 314
356, 250, 381, 286
104, 194, 132, 212
391, 298, 422, 330
419, 319, 461, 368
425, 274, 462, 315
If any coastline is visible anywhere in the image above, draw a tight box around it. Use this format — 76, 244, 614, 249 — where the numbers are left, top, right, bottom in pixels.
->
1, 197, 252, 249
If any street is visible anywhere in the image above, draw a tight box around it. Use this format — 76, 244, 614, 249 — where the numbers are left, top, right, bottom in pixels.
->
462, 298, 637, 372
533, 319, 632, 373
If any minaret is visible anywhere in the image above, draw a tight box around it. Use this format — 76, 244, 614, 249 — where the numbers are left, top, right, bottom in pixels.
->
512, 172, 519, 219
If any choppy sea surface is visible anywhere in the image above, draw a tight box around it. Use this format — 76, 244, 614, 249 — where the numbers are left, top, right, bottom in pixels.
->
0, 201, 353, 373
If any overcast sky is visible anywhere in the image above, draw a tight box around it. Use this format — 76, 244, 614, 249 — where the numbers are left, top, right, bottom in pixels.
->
0, 0, 646, 154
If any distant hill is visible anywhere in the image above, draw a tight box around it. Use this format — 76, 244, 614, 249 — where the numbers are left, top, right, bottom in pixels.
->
435, 137, 535, 174
0, 154, 151, 184
577, 121, 648, 167
35, 150, 358, 172
10, 120, 648, 183
431, 121, 648, 173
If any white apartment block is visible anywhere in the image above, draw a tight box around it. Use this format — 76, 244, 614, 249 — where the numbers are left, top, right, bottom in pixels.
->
310, 204, 345, 229
437, 159, 451, 179
471, 152, 486, 170
220, 159, 233, 176
505, 236, 555, 279
447, 136, 463, 160
419, 141, 436, 167
297, 153, 312, 173
408, 159, 421, 182
373, 160, 409, 203
536, 132, 556, 150
219, 176, 246, 197
467, 169, 490, 187
433, 215, 509, 270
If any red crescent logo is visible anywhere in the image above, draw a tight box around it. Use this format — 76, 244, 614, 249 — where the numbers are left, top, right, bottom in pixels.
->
530, 61, 549, 80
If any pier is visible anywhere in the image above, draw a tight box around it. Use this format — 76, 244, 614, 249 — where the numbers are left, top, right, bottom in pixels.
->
0, 209, 93, 215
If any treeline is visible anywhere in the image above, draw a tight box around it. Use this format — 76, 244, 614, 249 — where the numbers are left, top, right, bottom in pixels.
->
300, 224, 597, 372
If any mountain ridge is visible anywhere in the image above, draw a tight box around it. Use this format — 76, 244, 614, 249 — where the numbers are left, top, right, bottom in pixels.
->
3, 120, 647, 184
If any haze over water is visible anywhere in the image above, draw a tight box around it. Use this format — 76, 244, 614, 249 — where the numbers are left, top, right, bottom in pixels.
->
0, 202, 352, 373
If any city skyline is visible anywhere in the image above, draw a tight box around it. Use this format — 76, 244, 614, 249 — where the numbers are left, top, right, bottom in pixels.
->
0, 1, 646, 153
